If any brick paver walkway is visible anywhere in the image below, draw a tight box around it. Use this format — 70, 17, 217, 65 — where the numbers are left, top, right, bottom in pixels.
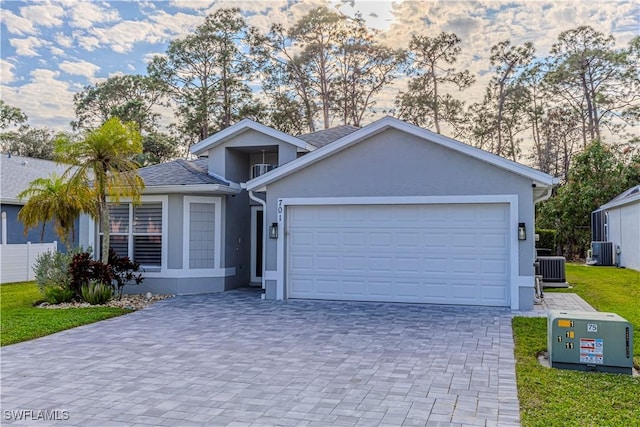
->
1, 289, 521, 426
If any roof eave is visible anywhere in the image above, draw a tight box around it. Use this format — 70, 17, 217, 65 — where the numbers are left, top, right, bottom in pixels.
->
599, 194, 640, 211
190, 119, 309, 156
142, 184, 241, 195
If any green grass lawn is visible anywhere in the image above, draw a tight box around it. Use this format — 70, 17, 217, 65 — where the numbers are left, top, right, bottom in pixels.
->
1, 281, 130, 346
514, 264, 640, 427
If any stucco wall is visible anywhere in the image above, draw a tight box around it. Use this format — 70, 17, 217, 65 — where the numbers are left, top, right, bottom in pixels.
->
1, 203, 79, 252
607, 202, 640, 271
262, 128, 538, 308
207, 130, 299, 180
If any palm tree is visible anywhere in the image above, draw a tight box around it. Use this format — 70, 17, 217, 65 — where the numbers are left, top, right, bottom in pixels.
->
55, 118, 145, 264
17, 174, 94, 248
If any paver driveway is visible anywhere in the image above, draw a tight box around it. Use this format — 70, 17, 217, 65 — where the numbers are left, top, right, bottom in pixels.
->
1, 289, 521, 426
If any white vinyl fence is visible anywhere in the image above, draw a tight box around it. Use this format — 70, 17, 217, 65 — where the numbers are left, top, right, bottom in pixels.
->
0, 242, 57, 284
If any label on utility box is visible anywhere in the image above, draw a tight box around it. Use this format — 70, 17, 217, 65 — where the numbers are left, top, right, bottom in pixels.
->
579, 338, 604, 364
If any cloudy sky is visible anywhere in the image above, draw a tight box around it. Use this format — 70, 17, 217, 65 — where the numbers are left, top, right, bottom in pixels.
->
1, 0, 638, 132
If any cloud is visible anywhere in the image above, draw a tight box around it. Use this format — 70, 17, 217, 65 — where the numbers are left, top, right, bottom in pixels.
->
68, 1, 120, 29
169, 0, 214, 10
75, 33, 101, 51
55, 33, 74, 48
0, 69, 77, 130
10, 36, 49, 57
59, 59, 101, 80
0, 59, 17, 84
88, 21, 165, 53
0, 8, 37, 35
49, 46, 65, 56
147, 11, 204, 36
19, 3, 65, 27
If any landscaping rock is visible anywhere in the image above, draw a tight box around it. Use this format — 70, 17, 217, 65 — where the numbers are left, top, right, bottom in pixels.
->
41, 294, 173, 310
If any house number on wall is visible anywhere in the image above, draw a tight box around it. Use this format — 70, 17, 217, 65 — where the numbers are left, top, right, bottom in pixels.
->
278, 199, 283, 222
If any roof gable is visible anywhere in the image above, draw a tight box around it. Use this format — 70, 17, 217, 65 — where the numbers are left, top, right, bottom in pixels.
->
599, 185, 640, 210
190, 119, 314, 156
246, 116, 558, 191
0, 154, 71, 204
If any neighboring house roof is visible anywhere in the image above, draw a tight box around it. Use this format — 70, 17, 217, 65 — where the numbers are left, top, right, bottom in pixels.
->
246, 116, 559, 193
297, 125, 360, 148
0, 154, 71, 205
598, 185, 640, 210
137, 158, 241, 195
190, 119, 316, 156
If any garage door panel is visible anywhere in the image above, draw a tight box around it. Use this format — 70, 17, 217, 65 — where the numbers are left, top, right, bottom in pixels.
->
422, 258, 449, 273
482, 233, 508, 248
396, 256, 421, 272
317, 279, 340, 295
451, 258, 478, 273
369, 232, 393, 247
287, 204, 510, 306
343, 279, 366, 296
424, 232, 449, 248
316, 255, 339, 271
343, 231, 366, 247
369, 256, 393, 272
342, 255, 367, 272
482, 259, 508, 274
369, 280, 394, 297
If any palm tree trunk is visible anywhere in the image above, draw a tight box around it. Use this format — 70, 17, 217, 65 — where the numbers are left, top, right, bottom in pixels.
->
100, 196, 109, 265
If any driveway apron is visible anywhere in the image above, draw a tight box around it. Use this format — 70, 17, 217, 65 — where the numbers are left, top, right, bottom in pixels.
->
1, 290, 521, 426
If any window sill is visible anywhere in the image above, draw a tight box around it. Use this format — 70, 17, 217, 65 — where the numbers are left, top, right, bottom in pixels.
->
141, 266, 162, 273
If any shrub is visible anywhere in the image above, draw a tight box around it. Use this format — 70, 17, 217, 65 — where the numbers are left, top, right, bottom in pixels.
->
81, 281, 113, 305
43, 286, 75, 304
536, 229, 558, 253
33, 250, 73, 301
68, 251, 112, 297
108, 249, 144, 299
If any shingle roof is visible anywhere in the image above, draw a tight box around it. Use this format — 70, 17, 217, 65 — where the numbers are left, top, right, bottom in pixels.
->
297, 125, 360, 148
137, 158, 228, 187
0, 154, 71, 203
599, 185, 640, 210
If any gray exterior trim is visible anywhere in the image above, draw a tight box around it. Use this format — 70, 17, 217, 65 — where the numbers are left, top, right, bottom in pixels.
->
191, 119, 315, 156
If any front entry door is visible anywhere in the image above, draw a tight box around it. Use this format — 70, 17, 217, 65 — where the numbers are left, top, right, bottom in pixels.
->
250, 206, 263, 284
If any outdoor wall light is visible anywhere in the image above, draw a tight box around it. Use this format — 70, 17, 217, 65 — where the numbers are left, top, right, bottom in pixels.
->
269, 223, 278, 239
518, 223, 527, 241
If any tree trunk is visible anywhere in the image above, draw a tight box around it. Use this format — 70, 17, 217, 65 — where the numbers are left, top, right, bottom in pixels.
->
431, 63, 441, 134
100, 196, 109, 265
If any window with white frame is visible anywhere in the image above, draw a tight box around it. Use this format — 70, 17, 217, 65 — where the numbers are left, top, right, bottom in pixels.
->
184, 196, 221, 271
100, 202, 163, 267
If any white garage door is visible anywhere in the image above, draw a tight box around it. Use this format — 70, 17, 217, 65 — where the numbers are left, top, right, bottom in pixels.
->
287, 203, 510, 306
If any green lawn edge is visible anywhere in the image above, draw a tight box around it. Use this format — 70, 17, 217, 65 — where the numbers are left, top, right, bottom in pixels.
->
514, 264, 640, 427
1, 282, 131, 346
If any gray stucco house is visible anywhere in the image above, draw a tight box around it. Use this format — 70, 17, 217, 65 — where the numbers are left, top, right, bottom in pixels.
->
0, 154, 90, 250
102, 117, 557, 311
591, 185, 640, 271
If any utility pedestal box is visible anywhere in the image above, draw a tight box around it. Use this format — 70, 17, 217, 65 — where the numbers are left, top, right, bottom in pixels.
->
548, 310, 633, 375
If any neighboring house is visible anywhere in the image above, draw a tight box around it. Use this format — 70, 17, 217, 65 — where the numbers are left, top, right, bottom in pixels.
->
101, 117, 557, 310
0, 154, 90, 250
591, 185, 640, 271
